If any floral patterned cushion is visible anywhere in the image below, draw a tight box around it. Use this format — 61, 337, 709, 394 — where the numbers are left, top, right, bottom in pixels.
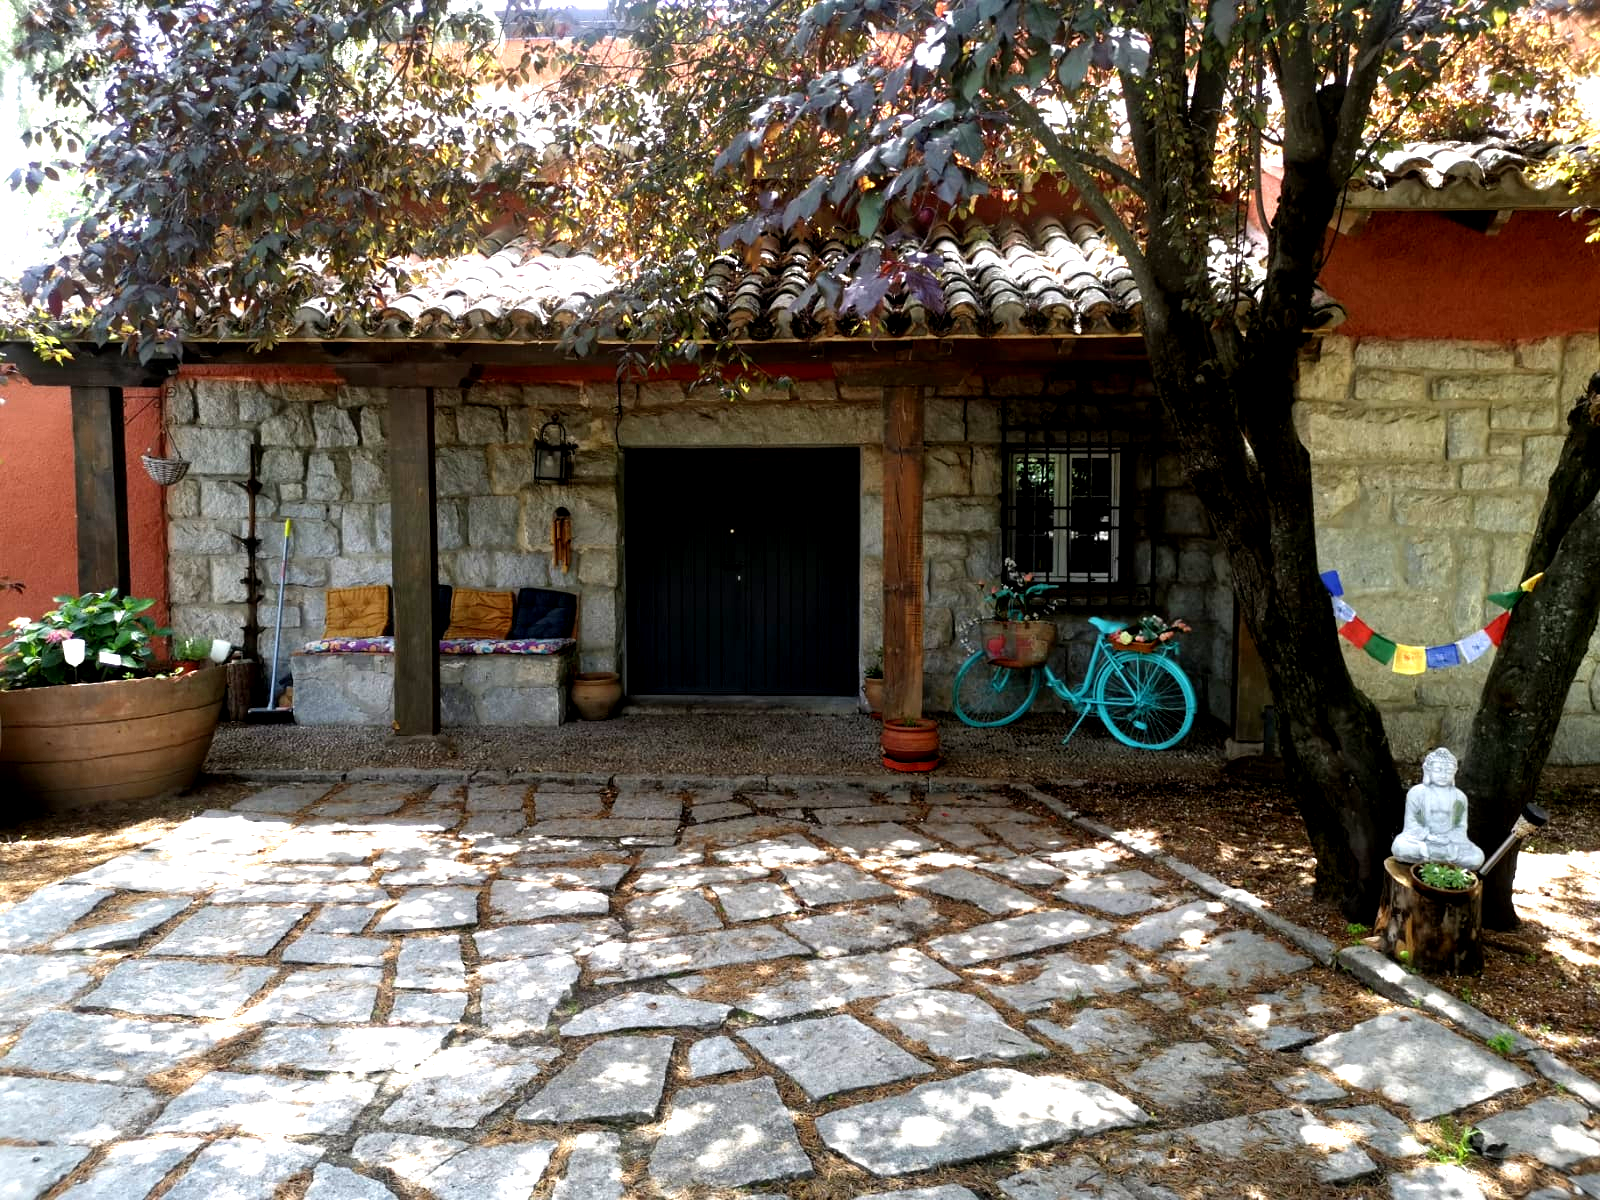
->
300, 636, 575, 656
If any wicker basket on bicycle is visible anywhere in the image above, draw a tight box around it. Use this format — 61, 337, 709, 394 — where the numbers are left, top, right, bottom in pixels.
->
1106, 635, 1160, 654
980, 620, 1057, 669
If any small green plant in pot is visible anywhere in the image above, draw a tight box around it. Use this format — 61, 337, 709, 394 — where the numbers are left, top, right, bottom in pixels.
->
2, 590, 170, 690
1415, 862, 1476, 891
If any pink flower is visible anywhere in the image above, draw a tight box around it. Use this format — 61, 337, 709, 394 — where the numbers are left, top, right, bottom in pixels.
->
44, 629, 70, 644
1022, 573, 1033, 582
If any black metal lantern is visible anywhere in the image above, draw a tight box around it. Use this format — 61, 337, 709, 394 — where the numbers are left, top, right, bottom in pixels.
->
533, 415, 575, 484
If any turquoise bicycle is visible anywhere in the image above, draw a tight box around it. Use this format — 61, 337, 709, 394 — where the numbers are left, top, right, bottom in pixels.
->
952, 614, 1197, 750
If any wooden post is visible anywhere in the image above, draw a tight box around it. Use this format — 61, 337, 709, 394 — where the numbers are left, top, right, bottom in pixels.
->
388, 387, 440, 735
70, 386, 131, 594
883, 384, 925, 721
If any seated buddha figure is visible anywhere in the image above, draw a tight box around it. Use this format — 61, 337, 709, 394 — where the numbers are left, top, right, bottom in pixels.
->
1391, 747, 1484, 871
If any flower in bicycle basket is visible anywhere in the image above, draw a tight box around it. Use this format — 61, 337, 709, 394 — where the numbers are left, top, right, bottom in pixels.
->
1118, 614, 1191, 645
1116, 631, 1133, 645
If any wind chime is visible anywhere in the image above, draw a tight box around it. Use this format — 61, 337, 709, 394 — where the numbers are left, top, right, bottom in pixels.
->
552, 506, 574, 574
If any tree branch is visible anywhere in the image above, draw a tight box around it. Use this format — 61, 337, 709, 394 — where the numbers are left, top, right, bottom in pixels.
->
1268, 0, 1321, 162
1330, 0, 1402, 184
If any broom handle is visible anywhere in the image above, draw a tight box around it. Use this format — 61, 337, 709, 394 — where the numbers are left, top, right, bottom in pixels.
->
265, 519, 291, 707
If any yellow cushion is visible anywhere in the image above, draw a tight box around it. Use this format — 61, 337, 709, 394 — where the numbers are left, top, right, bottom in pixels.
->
445, 588, 514, 640
324, 586, 390, 639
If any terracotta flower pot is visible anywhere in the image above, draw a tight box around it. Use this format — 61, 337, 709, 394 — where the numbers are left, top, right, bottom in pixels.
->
571, 671, 622, 720
0, 666, 226, 810
881, 717, 939, 772
863, 676, 885, 716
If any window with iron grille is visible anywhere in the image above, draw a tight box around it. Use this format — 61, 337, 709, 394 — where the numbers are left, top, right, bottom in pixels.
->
1000, 392, 1151, 606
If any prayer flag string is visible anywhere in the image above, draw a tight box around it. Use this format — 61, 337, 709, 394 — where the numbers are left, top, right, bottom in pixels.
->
1320, 570, 1543, 673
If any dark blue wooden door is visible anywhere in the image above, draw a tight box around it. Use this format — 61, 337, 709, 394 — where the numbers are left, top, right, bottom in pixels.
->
625, 448, 860, 695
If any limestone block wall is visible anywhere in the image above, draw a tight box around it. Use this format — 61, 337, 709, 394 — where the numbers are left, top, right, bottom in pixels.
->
1296, 333, 1600, 764
168, 369, 1228, 718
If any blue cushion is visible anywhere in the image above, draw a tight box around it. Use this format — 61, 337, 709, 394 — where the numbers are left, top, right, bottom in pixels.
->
511, 588, 577, 640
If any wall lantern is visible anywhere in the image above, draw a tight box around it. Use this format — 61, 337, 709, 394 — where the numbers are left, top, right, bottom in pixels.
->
534, 415, 576, 484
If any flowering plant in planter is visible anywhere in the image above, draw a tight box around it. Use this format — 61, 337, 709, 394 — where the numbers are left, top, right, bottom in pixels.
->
979, 557, 1066, 621
1, 590, 171, 690
1112, 614, 1192, 651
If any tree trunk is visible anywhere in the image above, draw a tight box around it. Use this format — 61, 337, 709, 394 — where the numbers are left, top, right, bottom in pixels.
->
1460, 379, 1600, 930
1142, 301, 1404, 921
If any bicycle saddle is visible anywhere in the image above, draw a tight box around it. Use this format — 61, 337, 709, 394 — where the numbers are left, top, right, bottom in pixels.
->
1087, 616, 1124, 635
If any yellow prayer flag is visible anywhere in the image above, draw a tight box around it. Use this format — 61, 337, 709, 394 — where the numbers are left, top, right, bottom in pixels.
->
1520, 572, 1544, 592
1392, 643, 1427, 675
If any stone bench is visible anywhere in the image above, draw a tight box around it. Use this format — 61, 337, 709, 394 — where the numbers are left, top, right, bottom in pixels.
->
292, 643, 576, 726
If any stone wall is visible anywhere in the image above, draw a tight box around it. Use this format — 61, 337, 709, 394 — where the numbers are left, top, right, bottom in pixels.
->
1296, 333, 1600, 764
168, 368, 1229, 720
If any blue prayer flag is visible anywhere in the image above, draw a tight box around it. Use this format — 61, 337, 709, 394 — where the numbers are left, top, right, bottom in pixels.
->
1425, 644, 1461, 670
1320, 570, 1344, 597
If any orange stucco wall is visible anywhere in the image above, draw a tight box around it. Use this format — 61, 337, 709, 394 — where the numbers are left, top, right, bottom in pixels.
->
1319, 208, 1600, 341
0, 374, 168, 626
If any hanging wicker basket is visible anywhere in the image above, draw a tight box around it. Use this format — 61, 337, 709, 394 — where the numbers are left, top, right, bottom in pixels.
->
980, 619, 1057, 668
141, 453, 191, 486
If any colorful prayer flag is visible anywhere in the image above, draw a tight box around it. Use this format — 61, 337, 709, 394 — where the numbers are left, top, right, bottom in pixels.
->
1320, 570, 1344, 597
1457, 629, 1493, 663
1331, 597, 1357, 625
1487, 589, 1523, 611
1485, 611, 1512, 646
1340, 617, 1374, 649
1392, 644, 1426, 675
1365, 634, 1397, 666
1521, 572, 1544, 592
1425, 644, 1461, 670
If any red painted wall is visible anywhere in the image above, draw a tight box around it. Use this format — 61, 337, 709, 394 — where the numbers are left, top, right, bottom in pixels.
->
0, 374, 168, 626
1319, 209, 1600, 341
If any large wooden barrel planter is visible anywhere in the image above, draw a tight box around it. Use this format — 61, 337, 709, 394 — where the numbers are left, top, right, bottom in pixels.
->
1376, 856, 1484, 974
0, 667, 227, 810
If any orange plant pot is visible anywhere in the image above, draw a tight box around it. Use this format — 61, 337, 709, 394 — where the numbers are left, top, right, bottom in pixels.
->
881, 717, 940, 772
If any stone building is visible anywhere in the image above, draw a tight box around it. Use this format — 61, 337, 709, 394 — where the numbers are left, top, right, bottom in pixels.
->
9, 143, 1599, 761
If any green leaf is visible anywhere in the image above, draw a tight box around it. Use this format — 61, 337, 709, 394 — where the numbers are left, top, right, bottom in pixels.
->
857, 190, 885, 237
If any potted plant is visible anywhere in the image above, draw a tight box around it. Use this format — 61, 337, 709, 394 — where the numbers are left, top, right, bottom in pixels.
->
1110, 614, 1193, 654
863, 647, 885, 717
1412, 862, 1477, 894
571, 671, 623, 720
0, 589, 227, 810
882, 716, 939, 772
977, 558, 1063, 668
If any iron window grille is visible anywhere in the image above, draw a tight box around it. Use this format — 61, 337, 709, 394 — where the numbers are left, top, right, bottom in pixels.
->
1000, 393, 1152, 609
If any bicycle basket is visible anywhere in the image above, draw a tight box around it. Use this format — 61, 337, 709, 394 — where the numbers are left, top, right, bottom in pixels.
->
981, 619, 1056, 668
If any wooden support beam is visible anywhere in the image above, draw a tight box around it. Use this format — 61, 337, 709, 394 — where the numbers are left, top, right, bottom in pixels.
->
70, 386, 131, 595
882, 383, 925, 721
389, 387, 440, 735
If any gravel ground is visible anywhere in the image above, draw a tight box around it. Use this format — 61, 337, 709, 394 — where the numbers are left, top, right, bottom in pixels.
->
204, 709, 1227, 783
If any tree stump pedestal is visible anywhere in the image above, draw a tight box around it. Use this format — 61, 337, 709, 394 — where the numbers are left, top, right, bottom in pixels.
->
1376, 856, 1483, 974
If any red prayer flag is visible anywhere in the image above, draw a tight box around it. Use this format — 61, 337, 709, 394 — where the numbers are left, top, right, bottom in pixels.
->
1485, 611, 1511, 646
1339, 617, 1374, 649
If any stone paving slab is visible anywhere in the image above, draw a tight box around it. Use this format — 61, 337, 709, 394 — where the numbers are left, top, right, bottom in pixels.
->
1182, 1107, 1378, 1184
518, 1035, 674, 1123
686, 1035, 750, 1078
715, 881, 800, 921
82, 960, 275, 1018
1053, 869, 1172, 916
491, 879, 611, 920
242, 1025, 449, 1074
625, 891, 724, 936
0, 1010, 239, 1083
872, 989, 1045, 1061
560, 991, 732, 1036
0, 884, 113, 951
0, 1075, 160, 1145
1125, 1041, 1244, 1111
1303, 1011, 1533, 1119
305, 1164, 398, 1200
54, 897, 192, 951
160, 1137, 324, 1200
283, 933, 389, 966
978, 947, 1160, 1011
783, 897, 943, 957
383, 1040, 559, 1128
478, 955, 580, 1035
151, 903, 308, 957
395, 934, 467, 988
647, 1076, 813, 1190
589, 926, 810, 984
927, 909, 1114, 965
1030, 1007, 1155, 1060
911, 866, 1041, 915
151, 1071, 377, 1136
0, 953, 99, 1031
1473, 1096, 1600, 1168
1120, 899, 1226, 950
782, 861, 896, 905
740, 1014, 933, 1100
552, 1130, 623, 1200
53, 1135, 201, 1200
390, 991, 468, 1024
685, 947, 960, 1018
814, 822, 938, 857
815, 1068, 1149, 1175
475, 920, 621, 961
248, 966, 381, 1024
374, 888, 478, 932
1162, 929, 1312, 989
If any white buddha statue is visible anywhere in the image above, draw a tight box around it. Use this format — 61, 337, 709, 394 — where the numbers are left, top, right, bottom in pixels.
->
1392, 747, 1484, 870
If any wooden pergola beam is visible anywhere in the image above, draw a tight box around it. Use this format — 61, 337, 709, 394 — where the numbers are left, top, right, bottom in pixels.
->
387, 387, 440, 736
70, 386, 131, 595
882, 383, 925, 721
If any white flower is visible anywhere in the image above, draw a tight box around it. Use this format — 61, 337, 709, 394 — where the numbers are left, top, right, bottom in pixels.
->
62, 638, 86, 667
97, 650, 124, 668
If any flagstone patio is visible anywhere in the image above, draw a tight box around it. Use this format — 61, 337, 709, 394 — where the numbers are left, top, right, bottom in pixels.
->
0, 777, 1596, 1199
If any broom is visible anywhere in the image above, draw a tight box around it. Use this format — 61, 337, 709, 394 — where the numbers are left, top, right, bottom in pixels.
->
247, 518, 295, 724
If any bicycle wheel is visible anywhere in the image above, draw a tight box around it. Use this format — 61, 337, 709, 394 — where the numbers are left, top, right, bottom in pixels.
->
1093, 650, 1195, 750
952, 648, 1040, 728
